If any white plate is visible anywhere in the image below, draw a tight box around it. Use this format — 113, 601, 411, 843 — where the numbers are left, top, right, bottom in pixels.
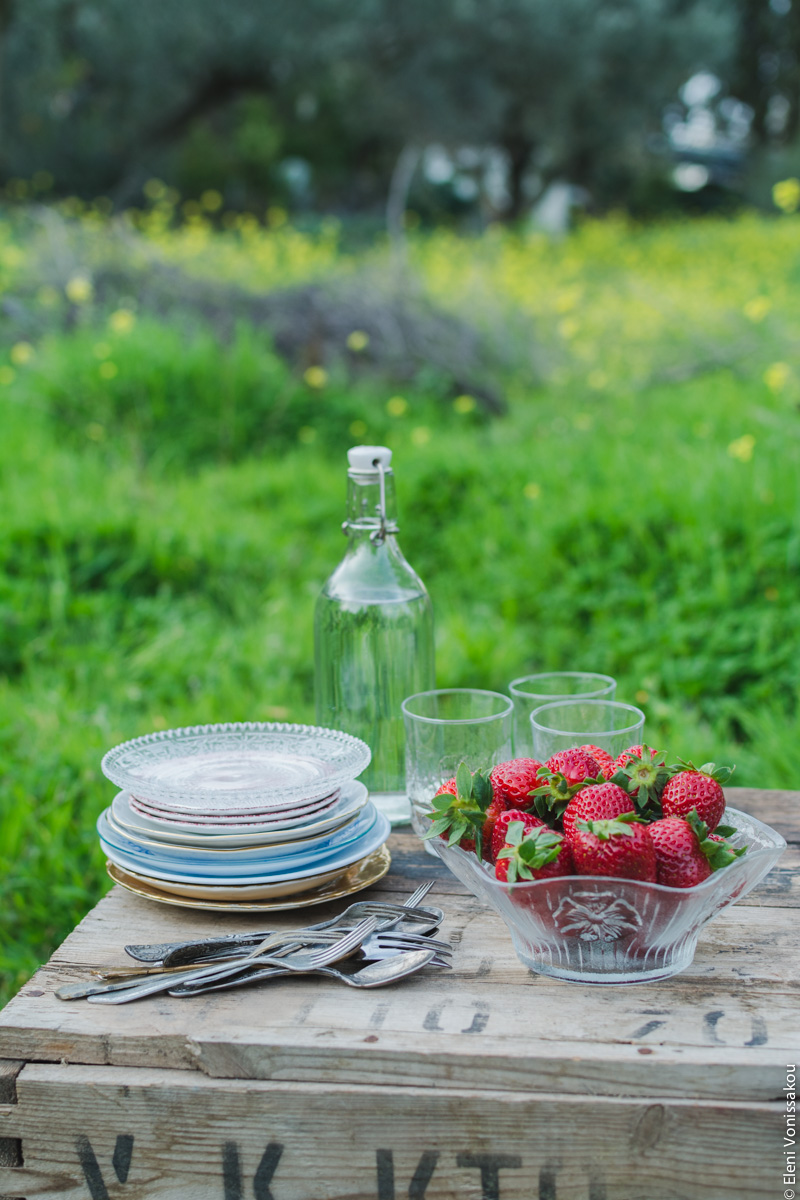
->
111, 782, 368, 845
98, 803, 378, 872
100, 809, 391, 888
101, 721, 371, 814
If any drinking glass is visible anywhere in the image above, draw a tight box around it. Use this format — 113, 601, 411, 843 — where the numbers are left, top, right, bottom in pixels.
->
508, 672, 616, 757
402, 689, 513, 851
530, 698, 644, 763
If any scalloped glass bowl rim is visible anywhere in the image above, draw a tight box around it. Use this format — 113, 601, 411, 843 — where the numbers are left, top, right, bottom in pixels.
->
433, 806, 786, 898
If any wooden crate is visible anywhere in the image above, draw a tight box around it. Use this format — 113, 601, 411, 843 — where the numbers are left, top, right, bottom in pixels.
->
0, 787, 796, 1200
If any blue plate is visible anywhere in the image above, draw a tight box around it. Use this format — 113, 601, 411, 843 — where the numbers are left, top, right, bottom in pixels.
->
101, 807, 391, 886
97, 803, 379, 878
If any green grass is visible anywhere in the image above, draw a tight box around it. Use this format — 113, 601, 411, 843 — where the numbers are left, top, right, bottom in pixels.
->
2, 209, 800, 1006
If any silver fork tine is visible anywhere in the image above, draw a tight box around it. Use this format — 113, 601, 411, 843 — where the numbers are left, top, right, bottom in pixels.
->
310, 917, 377, 967
404, 881, 434, 907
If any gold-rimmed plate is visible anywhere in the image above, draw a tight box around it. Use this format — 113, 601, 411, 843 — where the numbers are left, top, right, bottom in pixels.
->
106, 844, 391, 912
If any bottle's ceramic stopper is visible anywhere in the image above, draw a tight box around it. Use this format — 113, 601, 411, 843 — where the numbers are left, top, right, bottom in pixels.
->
347, 445, 393, 472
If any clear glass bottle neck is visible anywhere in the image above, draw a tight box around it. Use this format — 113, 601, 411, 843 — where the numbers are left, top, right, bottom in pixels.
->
343, 470, 399, 543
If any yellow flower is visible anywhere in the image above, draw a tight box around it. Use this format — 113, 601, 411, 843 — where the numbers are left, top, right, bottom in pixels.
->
10, 341, 33, 366
773, 178, 800, 214
143, 178, 167, 201
267, 206, 288, 228
201, 189, 223, 212
349, 419, 368, 437
92, 342, 112, 360
109, 308, 136, 334
635, 690, 649, 704
65, 273, 93, 304
99, 361, 118, 380
727, 434, 755, 463
523, 482, 541, 501
0, 366, 15, 385
298, 426, 317, 443
346, 330, 369, 352
386, 396, 408, 417
453, 394, 476, 414
411, 426, 431, 446
743, 296, 771, 323
303, 366, 328, 389
764, 362, 790, 393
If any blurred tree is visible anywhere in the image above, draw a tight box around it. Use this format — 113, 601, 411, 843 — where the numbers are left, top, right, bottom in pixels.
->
733, 0, 800, 144
0, 0, 739, 215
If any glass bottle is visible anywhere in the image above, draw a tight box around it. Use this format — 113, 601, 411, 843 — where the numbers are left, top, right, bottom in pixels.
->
314, 446, 435, 824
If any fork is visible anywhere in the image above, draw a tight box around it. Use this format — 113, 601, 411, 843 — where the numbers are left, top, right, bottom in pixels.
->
170, 930, 452, 993
125, 882, 437, 964
87, 917, 378, 1004
169, 949, 438, 995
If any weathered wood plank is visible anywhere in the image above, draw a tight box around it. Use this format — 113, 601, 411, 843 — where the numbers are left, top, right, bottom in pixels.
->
0, 1062, 787, 1200
0, 888, 796, 1097
0, 1060, 23, 1200
725, 787, 800, 840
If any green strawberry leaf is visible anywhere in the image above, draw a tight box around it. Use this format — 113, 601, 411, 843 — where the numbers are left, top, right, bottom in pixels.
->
455, 761, 473, 799
576, 811, 642, 841
472, 770, 494, 810
715, 823, 737, 838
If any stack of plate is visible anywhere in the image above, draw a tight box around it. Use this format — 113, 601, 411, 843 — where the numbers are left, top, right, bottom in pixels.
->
97, 722, 391, 912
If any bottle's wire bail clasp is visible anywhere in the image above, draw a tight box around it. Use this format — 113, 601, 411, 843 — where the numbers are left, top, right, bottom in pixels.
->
370, 455, 389, 545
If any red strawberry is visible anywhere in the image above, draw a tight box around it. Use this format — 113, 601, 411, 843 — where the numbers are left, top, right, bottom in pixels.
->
612, 744, 671, 817
424, 762, 494, 857
481, 794, 510, 855
579, 744, 616, 780
570, 812, 657, 881
547, 748, 602, 786
660, 762, 732, 832
490, 808, 545, 863
531, 748, 603, 824
649, 812, 745, 888
562, 782, 634, 840
489, 758, 546, 809
495, 822, 573, 883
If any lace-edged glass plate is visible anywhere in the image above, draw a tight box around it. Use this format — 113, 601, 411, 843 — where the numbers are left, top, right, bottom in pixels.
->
101, 722, 371, 815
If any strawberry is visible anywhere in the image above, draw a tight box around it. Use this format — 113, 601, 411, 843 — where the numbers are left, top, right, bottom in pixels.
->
531, 748, 603, 824
490, 808, 545, 863
481, 794, 511, 856
423, 761, 493, 858
547, 748, 602, 785
660, 761, 733, 832
495, 822, 573, 883
489, 758, 546, 809
611, 744, 671, 818
649, 811, 746, 888
570, 811, 657, 881
562, 782, 634, 840
579, 744, 617, 780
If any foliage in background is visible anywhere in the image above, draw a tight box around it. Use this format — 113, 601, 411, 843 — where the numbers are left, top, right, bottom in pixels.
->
1, 207, 800, 1004
0, 0, 741, 216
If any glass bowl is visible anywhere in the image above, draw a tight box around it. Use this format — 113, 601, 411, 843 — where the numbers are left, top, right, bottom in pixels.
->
428, 807, 786, 984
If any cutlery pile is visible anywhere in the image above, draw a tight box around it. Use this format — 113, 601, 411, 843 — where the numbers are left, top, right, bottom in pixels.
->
56, 882, 449, 1003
